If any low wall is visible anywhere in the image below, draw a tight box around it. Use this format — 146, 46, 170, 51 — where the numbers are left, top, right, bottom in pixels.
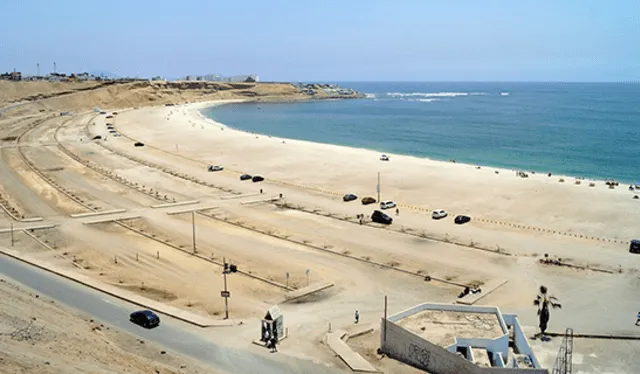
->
503, 314, 542, 368
381, 319, 549, 374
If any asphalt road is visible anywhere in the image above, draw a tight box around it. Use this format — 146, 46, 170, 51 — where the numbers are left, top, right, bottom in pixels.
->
0, 254, 343, 374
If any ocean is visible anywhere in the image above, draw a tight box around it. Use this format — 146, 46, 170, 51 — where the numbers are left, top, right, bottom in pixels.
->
201, 82, 640, 183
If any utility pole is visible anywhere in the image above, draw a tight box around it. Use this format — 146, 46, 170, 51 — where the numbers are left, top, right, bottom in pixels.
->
37, 63, 40, 77
10, 221, 14, 247
191, 211, 196, 254
377, 172, 381, 203
223, 257, 229, 319
53, 62, 56, 74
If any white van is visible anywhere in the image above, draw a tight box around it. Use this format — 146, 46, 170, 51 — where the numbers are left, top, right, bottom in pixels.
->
432, 209, 448, 219
380, 201, 396, 210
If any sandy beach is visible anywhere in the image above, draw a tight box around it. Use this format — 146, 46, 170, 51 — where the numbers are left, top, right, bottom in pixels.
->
1, 88, 639, 373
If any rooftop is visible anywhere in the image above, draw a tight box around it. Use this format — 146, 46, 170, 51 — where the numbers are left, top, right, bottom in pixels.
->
395, 309, 505, 347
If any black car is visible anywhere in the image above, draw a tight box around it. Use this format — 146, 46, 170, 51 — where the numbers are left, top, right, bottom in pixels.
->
92, 135, 102, 140
630, 240, 640, 254
129, 310, 160, 328
371, 210, 393, 225
343, 193, 358, 202
134, 142, 144, 147
252, 175, 264, 182
240, 174, 252, 181
454, 215, 471, 225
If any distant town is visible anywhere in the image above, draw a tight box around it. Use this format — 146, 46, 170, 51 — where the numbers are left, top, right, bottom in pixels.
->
0, 69, 362, 98
0, 69, 260, 83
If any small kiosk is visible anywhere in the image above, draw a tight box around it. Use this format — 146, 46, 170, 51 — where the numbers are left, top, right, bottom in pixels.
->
260, 305, 285, 343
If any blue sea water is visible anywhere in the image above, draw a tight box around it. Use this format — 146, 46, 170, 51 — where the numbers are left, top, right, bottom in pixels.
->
202, 82, 640, 183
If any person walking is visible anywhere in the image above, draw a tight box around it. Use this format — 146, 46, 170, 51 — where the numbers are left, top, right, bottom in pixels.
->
396, 207, 399, 216
355, 310, 360, 324
273, 327, 278, 345
636, 312, 640, 326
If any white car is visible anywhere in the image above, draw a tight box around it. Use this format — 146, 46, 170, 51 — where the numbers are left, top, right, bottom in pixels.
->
380, 200, 396, 210
432, 209, 448, 219
208, 165, 223, 172
380, 154, 390, 161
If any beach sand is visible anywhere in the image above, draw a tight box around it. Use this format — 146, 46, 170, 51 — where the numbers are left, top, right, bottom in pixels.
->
123, 101, 639, 242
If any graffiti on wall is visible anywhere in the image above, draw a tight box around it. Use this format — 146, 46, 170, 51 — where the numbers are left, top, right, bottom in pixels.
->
408, 343, 431, 368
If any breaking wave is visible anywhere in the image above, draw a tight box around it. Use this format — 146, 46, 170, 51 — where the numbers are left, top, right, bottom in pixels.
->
387, 92, 486, 98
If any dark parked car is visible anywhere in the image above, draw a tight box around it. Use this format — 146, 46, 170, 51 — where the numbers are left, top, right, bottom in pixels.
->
129, 310, 160, 328
454, 215, 471, 225
92, 135, 102, 140
106, 115, 113, 119
343, 193, 358, 202
361, 196, 376, 205
630, 240, 640, 254
240, 174, 252, 181
371, 210, 393, 225
134, 142, 144, 147
252, 175, 264, 182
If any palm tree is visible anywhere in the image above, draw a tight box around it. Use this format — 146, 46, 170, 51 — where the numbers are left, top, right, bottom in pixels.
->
533, 285, 561, 339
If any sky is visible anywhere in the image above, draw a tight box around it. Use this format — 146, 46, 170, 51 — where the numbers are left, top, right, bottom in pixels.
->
1, 0, 638, 82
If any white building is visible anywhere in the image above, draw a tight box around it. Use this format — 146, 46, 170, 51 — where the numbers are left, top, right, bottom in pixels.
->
381, 302, 549, 373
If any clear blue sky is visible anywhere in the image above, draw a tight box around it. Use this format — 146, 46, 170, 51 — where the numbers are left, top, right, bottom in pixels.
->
1, 0, 638, 82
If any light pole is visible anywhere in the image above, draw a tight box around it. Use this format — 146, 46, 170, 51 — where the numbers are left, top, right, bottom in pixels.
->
377, 172, 381, 203
223, 259, 229, 319
10, 221, 14, 247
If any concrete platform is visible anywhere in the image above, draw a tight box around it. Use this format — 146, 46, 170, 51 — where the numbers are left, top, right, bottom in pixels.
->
0, 224, 56, 233
220, 192, 260, 200
0, 246, 238, 328
82, 215, 141, 225
456, 279, 508, 305
267, 283, 334, 304
150, 200, 200, 209
19, 217, 45, 223
70, 208, 127, 218
166, 205, 218, 215
325, 330, 378, 372
240, 197, 282, 205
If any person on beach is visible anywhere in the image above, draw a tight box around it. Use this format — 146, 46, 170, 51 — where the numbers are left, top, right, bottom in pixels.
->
636, 312, 640, 326
355, 310, 360, 324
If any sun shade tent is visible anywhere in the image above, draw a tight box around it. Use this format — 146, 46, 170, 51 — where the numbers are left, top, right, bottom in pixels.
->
260, 305, 284, 343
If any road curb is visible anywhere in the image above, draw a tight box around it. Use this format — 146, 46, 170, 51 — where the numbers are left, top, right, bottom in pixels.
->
0, 246, 238, 328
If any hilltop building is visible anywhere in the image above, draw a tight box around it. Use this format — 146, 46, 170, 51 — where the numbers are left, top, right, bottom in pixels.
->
184, 74, 259, 83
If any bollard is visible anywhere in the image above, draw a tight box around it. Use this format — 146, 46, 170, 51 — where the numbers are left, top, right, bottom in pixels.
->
156, 250, 159, 259
136, 253, 139, 262
114, 255, 117, 264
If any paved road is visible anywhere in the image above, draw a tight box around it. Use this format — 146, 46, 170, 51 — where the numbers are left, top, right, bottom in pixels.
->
0, 254, 343, 374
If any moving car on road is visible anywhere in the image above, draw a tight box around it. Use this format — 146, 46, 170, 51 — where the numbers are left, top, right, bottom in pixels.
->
208, 165, 223, 172
240, 174, 252, 181
371, 210, 393, 225
252, 175, 264, 182
129, 310, 160, 328
380, 200, 396, 209
454, 215, 471, 224
343, 193, 358, 202
432, 209, 448, 219
361, 196, 376, 205
134, 142, 144, 147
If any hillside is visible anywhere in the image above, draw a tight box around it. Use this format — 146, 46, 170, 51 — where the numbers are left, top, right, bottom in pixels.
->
0, 80, 362, 119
